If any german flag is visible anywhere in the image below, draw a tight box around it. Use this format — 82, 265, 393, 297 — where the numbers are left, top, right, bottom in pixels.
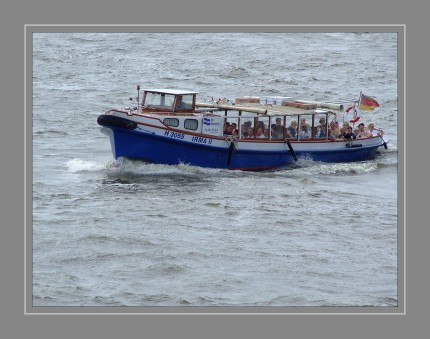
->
359, 93, 380, 111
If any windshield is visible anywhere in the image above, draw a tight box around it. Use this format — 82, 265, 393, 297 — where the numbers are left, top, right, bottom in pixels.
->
144, 92, 176, 109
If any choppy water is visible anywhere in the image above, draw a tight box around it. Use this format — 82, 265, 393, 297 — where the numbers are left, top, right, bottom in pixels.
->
32, 32, 398, 307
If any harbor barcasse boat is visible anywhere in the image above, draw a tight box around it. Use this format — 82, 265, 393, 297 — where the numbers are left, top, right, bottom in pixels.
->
97, 86, 387, 170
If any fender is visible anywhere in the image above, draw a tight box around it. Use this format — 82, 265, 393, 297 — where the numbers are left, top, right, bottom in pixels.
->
286, 140, 298, 161
97, 114, 137, 130
227, 140, 235, 166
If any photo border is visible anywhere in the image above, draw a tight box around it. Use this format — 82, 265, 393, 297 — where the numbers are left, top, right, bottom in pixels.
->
26, 24, 405, 315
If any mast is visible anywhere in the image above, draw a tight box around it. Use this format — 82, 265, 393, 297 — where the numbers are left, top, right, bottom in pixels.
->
137, 85, 140, 110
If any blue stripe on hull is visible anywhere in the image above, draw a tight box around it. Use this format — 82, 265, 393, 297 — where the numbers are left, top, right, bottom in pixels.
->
110, 128, 294, 170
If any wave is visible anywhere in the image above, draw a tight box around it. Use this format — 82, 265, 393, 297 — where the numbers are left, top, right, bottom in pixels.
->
65, 155, 395, 182
34, 129, 68, 137
105, 158, 224, 177
145, 263, 186, 276
275, 160, 380, 177
221, 66, 250, 78
65, 158, 109, 173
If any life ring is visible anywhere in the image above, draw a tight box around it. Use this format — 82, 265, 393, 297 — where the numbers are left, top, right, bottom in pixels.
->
345, 106, 354, 113
224, 135, 235, 143
345, 106, 360, 123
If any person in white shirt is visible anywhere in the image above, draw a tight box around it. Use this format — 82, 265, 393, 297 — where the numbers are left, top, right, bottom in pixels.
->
367, 123, 383, 137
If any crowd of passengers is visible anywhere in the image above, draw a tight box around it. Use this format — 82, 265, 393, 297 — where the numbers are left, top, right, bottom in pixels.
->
223, 117, 383, 141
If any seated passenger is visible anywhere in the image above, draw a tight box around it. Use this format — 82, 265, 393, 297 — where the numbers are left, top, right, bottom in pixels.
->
355, 122, 368, 138
316, 117, 327, 138
175, 96, 191, 109
223, 121, 231, 134
243, 126, 254, 138
342, 126, 356, 140
299, 124, 311, 139
224, 124, 234, 135
243, 120, 252, 130
272, 125, 285, 139
299, 117, 311, 130
256, 120, 266, 130
287, 120, 298, 138
271, 117, 284, 139
230, 123, 238, 136
329, 121, 341, 139
340, 122, 350, 135
255, 127, 266, 139
367, 123, 383, 137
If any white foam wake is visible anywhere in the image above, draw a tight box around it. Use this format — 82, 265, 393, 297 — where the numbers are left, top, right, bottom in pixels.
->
65, 158, 108, 173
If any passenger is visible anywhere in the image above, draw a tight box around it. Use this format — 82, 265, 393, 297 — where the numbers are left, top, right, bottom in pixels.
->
286, 120, 298, 138
223, 121, 231, 134
175, 96, 190, 109
244, 126, 254, 138
230, 123, 238, 136
299, 117, 311, 130
224, 124, 234, 136
367, 123, 383, 137
316, 117, 327, 138
243, 121, 252, 129
355, 122, 368, 138
299, 124, 311, 139
329, 121, 341, 139
256, 120, 266, 133
272, 117, 286, 139
340, 121, 350, 135
255, 127, 266, 139
342, 126, 356, 140
241, 121, 251, 135
264, 128, 270, 138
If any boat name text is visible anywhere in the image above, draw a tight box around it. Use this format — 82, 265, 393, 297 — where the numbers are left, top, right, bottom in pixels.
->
191, 136, 212, 144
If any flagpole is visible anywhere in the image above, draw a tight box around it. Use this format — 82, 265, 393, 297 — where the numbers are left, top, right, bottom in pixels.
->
351, 91, 362, 129
358, 91, 362, 109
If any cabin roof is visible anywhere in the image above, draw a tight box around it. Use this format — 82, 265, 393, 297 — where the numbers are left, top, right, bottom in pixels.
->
142, 89, 199, 95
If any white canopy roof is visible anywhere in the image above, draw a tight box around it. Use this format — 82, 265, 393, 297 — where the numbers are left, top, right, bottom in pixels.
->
142, 89, 199, 95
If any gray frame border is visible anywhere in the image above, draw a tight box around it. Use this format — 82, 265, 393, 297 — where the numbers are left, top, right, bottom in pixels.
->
26, 24, 404, 315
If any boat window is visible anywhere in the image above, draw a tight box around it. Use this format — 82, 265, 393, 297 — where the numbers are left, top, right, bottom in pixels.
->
145, 93, 175, 109
163, 118, 179, 127
175, 95, 194, 110
184, 119, 198, 131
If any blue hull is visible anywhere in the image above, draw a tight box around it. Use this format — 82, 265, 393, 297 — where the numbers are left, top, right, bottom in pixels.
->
294, 146, 380, 162
107, 128, 294, 170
